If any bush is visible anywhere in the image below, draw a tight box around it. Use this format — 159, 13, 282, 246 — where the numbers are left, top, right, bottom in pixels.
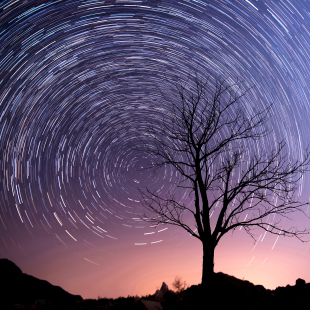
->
172, 276, 188, 294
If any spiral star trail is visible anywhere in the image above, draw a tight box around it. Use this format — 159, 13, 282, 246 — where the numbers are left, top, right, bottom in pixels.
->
1, 0, 310, 299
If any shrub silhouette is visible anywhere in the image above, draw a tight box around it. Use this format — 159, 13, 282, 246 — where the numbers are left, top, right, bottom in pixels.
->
172, 276, 188, 294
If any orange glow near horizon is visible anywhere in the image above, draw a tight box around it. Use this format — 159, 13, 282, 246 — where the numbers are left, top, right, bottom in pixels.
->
3, 225, 309, 300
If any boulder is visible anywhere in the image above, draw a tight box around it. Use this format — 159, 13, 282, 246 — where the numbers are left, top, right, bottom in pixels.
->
296, 278, 306, 287
154, 282, 169, 301
160, 282, 168, 295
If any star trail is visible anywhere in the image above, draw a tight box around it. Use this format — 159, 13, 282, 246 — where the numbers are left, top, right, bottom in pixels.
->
1, 0, 310, 299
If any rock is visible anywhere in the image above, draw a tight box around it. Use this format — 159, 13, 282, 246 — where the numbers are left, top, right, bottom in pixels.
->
154, 282, 169, 301
160, 282, 168, 295
296, 278, 306, 286
154, 290, 164, 302
137, 299, 163, 310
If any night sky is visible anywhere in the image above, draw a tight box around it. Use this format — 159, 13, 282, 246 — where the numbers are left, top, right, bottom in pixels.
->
1, 0, 310, 300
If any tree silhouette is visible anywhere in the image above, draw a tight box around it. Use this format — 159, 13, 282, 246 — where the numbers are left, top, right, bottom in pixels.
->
172, 276, 188, 294
139, 75, 310, 288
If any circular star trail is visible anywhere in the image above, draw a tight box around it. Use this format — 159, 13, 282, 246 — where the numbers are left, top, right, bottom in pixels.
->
1, 0, 310, 251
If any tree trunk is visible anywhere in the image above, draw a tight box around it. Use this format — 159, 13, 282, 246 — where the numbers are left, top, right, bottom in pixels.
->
201, 241, 215, 288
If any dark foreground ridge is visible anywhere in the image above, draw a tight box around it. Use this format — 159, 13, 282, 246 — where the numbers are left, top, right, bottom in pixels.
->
0, 258, 82, 309
1, 258, 310, 310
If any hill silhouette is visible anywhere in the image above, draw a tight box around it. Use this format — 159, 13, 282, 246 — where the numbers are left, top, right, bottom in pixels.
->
0, 258, 82, 308
1, 258, 310, 309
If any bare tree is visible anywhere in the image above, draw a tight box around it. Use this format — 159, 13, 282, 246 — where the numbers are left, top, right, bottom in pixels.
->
172, 276, 188, 294
139, 75, 310, 288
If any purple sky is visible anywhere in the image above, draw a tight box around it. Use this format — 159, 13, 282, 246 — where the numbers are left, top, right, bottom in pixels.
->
1, 0, 310, 299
